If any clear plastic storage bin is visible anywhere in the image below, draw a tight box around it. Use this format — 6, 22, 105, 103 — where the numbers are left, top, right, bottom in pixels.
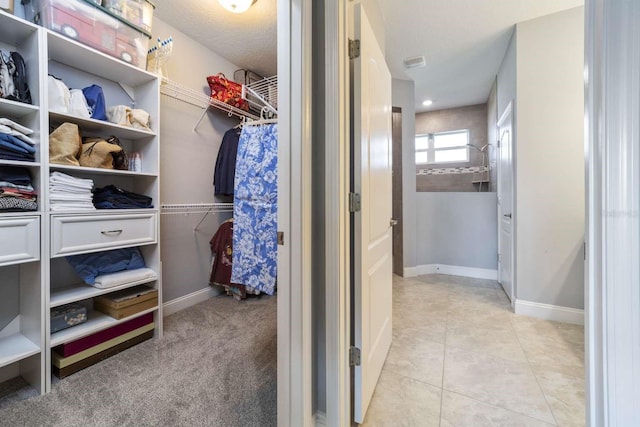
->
102, 0, 154, 33
23, 0, 151, 69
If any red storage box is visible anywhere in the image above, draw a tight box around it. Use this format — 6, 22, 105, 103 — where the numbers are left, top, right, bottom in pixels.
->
23, 0, 151, 69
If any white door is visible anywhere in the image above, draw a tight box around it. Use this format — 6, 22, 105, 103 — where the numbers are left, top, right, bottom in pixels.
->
351, 4, 393, 423
497, 102, 514, 304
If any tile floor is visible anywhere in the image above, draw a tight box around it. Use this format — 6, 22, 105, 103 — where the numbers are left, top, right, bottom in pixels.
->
362, 274, 585, 427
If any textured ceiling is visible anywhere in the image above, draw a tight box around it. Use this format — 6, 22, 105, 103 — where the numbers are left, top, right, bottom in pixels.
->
378, 0, 584, 112
154, 0, 277, 77
155, 0, 584, 112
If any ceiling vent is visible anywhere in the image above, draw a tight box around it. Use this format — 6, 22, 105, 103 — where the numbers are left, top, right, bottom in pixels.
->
403, 55, 426, 69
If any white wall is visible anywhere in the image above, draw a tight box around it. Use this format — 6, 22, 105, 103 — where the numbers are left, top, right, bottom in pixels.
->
515, 7, 585, 309
392, 79, 416, 270
497, 29, 517, 121
153, 18, 240, 303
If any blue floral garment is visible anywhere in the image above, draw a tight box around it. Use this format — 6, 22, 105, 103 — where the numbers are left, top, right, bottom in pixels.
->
231, 123, 278, 295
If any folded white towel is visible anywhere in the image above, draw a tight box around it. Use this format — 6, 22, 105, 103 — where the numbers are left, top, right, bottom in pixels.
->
0, 124, 35, 145
0, 118, 34, 135
50, 204, 96, 211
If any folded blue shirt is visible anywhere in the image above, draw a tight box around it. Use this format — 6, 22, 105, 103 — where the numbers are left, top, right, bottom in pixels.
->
0, 133, 35, 154
65, 248, 146, 285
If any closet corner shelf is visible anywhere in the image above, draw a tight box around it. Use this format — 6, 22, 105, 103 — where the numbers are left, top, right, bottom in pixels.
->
51, 278, 158, 308
0, 98, 39, 117
49, 111, 156, 140
49, 164, 157, 178
0, 333, 40, 368
0, 159, 41, 168
50, 307, 158, 347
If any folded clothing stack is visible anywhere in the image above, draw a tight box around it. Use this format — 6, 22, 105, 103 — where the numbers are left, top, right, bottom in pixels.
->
66, 247, 146, 286
0, 166, 37, 211
49, 171, 95, 212
0, 118, 36, 162
93, 185, 153, 209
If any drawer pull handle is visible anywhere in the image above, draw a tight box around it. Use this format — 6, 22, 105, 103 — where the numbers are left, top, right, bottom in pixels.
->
101, 229, 123, 236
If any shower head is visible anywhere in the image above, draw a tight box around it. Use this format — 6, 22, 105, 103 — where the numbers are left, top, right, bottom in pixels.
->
467, 143, 490, 152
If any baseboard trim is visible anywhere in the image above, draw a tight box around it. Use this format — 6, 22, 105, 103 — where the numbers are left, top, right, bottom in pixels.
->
315, 411, 327, 426
163, 286, 219, 317
515, 299, 584, 325
404, 264, 497, 280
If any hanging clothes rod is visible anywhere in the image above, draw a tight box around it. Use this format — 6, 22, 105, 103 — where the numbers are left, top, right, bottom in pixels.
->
160, 203, 234, 214
161, 203, 234, 233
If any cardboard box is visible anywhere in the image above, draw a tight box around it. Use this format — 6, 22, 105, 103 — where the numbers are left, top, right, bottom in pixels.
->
53, 326, 154, 378
93, 285, 158, 320
23, 0, 151, 68
53, 312, 153, 357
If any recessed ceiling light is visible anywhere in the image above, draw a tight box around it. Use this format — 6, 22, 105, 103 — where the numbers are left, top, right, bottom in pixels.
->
422, 99, 433, 106
403, 56, 426, 69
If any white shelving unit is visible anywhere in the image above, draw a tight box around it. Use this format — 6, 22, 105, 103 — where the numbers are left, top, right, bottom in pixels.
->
0, 8, 162, 395
0, 9, 44, 394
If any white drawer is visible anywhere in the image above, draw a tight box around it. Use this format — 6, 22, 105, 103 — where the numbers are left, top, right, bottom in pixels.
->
51, 213, 156, 257
0, 217, 40, 266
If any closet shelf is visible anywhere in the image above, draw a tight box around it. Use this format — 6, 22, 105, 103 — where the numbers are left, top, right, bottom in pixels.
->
49, 112, 156, 140
160, 203, 233, 214
0, 10, 39, 45
0, 211, 41, 219
0, 334, 40, 368
47, 31, 158, 87
0, 159, 41, 168
48, 208, 158, 216
160, 78, 260, 122
50, 307, 158, 347
50, 278, 159, 308
49, 164, 157, 178
0, 98, 39, 117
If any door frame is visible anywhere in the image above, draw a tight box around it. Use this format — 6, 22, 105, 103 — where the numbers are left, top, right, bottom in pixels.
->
496, 101, 515, 306
391, 107, 404, 276
324, 0, 352, 426
585, 0, 640, 424
277, 0, 314, 425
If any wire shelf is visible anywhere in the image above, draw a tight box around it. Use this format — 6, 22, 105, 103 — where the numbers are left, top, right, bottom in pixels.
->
160, 78, 260, 122
160, 203, 234, 214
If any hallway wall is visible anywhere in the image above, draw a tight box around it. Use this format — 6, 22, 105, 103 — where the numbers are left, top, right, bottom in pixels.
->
153, 18, 239, 304
515, 7, 585, 310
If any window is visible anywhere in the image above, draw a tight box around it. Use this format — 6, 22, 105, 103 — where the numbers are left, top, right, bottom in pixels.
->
415, 129, 470, 164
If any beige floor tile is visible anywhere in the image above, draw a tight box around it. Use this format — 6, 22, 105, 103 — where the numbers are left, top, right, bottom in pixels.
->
393, 317, 448, 344
445, 324, 528, 364
443, 346, 555, 424
361, 370, 441, 427
517, 333, 585, 379
512, 315, 584, 347
384, 328, 445, 387
440, 390, 555, 427
535, 369, 586, 427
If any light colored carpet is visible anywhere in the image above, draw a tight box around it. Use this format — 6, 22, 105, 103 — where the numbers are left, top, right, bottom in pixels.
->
0, 294, 277, 427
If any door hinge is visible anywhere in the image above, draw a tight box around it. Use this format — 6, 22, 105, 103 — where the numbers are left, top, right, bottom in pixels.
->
349, 39, 361, 59
349, 346, 361, 366
277, 232, 284, 246
349, 192, 361, 212
497, 139, 501, 148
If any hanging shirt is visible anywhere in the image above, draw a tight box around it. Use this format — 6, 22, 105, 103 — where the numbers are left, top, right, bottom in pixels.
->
213, 128, 241, 196
231, 123, 278, 296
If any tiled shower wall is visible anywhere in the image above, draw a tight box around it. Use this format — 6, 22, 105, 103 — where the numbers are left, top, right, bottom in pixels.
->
415, 104, 491, 192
